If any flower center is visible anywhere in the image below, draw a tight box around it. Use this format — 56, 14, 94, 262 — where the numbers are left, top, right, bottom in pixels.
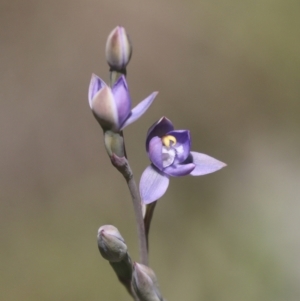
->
161, 135, 177, 168
162, 135, 177, 148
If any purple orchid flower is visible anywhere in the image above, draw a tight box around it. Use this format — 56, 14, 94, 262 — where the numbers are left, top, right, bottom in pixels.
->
88, 74, 158, 132
139, 117, 226, 204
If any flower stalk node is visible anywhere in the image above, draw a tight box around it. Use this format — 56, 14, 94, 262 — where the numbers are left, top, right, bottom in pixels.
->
104, 131, 125, 158
111, 153, 133, 181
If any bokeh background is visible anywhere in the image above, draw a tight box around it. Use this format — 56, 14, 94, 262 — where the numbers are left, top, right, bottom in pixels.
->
1, 1, 300, 300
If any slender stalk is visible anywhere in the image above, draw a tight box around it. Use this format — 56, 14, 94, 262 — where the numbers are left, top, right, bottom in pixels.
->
111, 154, 148, 266
126, 175, 148, 266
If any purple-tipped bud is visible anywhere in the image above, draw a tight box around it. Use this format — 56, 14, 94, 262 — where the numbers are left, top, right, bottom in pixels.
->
132, 263, 163, 301
97, 225, 127, 262
105, 26, 132, 71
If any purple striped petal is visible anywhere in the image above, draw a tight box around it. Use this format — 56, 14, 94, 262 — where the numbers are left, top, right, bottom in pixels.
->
112, 76, 132, 128
88, 74, 107, 108
120, 91, 158, 130
140, 165, 170, 204
146, 117, 174, 151
189, 151, 226, 176
168, 130, 191, 163
163, 163, 195, 177
148, 136, 163, 170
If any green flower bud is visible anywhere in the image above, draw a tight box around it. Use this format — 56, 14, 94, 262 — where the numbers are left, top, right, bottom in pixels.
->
105, 26, 132, 72
97, 225, 127, 262
132, 263, 163, 301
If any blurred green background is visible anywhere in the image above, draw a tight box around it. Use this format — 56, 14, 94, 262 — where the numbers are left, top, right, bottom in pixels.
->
1, 0, 300, 300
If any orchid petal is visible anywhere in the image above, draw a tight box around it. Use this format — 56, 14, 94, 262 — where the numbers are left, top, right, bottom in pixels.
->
146, 116, 174, 151
91, 86, 119, 131
120, 91, 158, 130
88, 74, 107, 108
140, 165, 170, 204
112, 76, 132, 128
168, 130, 191, 163
164, 163, 195, 177
188, 151, 227, 176
148, 137, 163, 170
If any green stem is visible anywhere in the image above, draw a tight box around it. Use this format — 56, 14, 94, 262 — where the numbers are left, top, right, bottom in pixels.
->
111, 154, 149, 266
126, 175, 149, 266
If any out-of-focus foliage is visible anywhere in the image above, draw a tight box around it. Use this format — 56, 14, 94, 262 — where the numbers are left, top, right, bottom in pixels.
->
0, 0, 299, 300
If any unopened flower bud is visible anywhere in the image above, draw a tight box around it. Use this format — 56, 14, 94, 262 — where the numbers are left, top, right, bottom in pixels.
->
105, 26, 132, 71
97, 225, 127, 262
132, 263, 163, 301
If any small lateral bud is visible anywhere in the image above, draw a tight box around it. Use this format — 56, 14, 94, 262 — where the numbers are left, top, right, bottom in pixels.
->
132, 262, 163, 301
97, 225, 127, 262
105, 26, 132, 72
